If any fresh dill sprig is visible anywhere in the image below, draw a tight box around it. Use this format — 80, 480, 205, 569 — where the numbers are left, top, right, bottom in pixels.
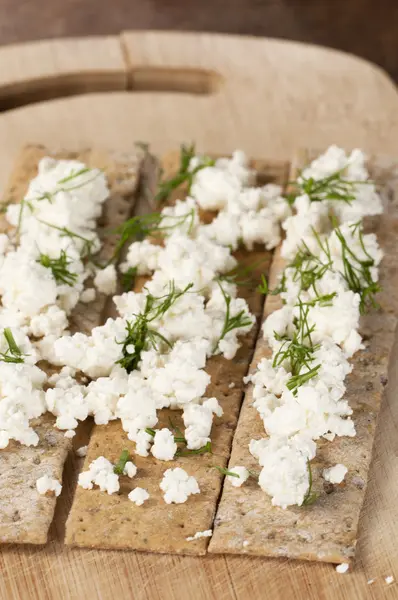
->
273, 300, 320, 393
258, 274, 268, 295
121, 266, 137, 292
0, 328, 25, 364
36, 168, 100, 202
286, 364, 321, 392
37, 250, 78, 286
301, 459, 318, 506
17, 169, 100, 233
111, 208, 195, 260
214, 466, 240, 478
116, 282, 193, 373
155, 144, 215, 205
213, 282, 253, 353
333, 222, 381, 314
287, 169, 370, 206
113, 449, 130, 475
38, 220, 96, 258
175, 441, 212, 457
145, 427, 186, 445
145, 427, 211, 455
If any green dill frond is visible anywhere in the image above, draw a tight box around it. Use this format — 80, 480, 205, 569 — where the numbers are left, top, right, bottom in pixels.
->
155, 144, 215, 205
37, 250, 78, 286
175, 441, 212, 457
333, 223, 380, 314
0, 328, 25, 364
37, 220, 96, 258
214, 466, 240, 478
116, 281, 193, 373
258, 274, 269, 295
287, 168, 371, 206
112, 208, 195, 260
272, 300, 320, 392
213, 282, 253, 354
301, 459, 318, 506
121, 266, 137, 292
113, 449, 130, 475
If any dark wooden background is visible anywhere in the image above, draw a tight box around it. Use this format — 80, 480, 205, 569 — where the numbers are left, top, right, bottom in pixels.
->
0, 0, 397, 82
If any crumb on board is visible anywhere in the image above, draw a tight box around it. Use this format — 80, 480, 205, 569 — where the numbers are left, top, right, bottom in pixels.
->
336, 563, 349, 574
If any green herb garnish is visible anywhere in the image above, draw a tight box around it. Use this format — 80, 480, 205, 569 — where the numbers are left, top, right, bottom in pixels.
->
121, 266, 137, 292
37, 250, 77, 286
333, 222, 381, 314
113, 449, 130, 475
175, 441, 212, 457
287, 169, 370, 206
155, 144, 215, 205
0, 328, 25, 364
37, 220, 96, 258
214, 466, 240, 478
213, 282, 253, 353
145, 427, 211, 455
112, 208, 195, 259
272, 299, 320, 392
301, 459, 318, 506
258, 274, 268, 295
116, 281, 193, 373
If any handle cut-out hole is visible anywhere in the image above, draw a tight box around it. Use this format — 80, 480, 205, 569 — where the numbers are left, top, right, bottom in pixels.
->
129, 67, 221, 95
0, 74, 125, 112
0, 68, 221, 113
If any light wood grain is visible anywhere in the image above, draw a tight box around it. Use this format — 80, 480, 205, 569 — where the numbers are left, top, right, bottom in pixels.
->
0, 30, 397, 600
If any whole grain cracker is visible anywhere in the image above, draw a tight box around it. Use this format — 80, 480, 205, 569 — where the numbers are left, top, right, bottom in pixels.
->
209, 150, 398, 563
65, 154, 290, 554
0, 144, 145, 544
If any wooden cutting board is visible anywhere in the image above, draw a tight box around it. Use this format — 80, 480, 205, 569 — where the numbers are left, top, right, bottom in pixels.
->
0, 30, 397, 600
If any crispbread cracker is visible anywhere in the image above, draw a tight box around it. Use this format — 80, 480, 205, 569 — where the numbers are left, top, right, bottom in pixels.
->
0, 144, 145, 544
209, 150, 398, 563
65, 155, 290, 554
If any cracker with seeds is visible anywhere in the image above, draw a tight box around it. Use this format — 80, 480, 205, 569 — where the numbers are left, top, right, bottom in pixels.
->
0, 144, 145, 544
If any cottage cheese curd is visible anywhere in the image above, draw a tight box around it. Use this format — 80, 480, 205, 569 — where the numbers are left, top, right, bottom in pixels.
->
78, 456, 120, 495
36, 475, 62, 497
128, 487, 150, 506
160, 467, 200, 504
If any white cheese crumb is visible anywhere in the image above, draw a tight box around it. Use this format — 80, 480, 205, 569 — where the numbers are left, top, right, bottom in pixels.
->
151, 428, 177, 461
323, 464, 348, 484
128, 487, 149, 506
160, 467, 200, 504
229, 382, 235, 389
78, 456, 120, 495
123, 461, 137, 478
80, 288, 96, 303
36, 475, 62, 497
76, 445, 88, 457
385, 576, 394, 585
186, 529, 213, 541
64, 429, 75, 439
94, 265, 117, 295
243, 540, 250, 547
135, 429, 153, 457
336, 563, 350, 574
227, 466, 250, 487
367, 579, 375, 585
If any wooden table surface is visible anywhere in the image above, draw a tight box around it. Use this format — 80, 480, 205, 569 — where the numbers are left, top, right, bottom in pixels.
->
0, 0, 398, 82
